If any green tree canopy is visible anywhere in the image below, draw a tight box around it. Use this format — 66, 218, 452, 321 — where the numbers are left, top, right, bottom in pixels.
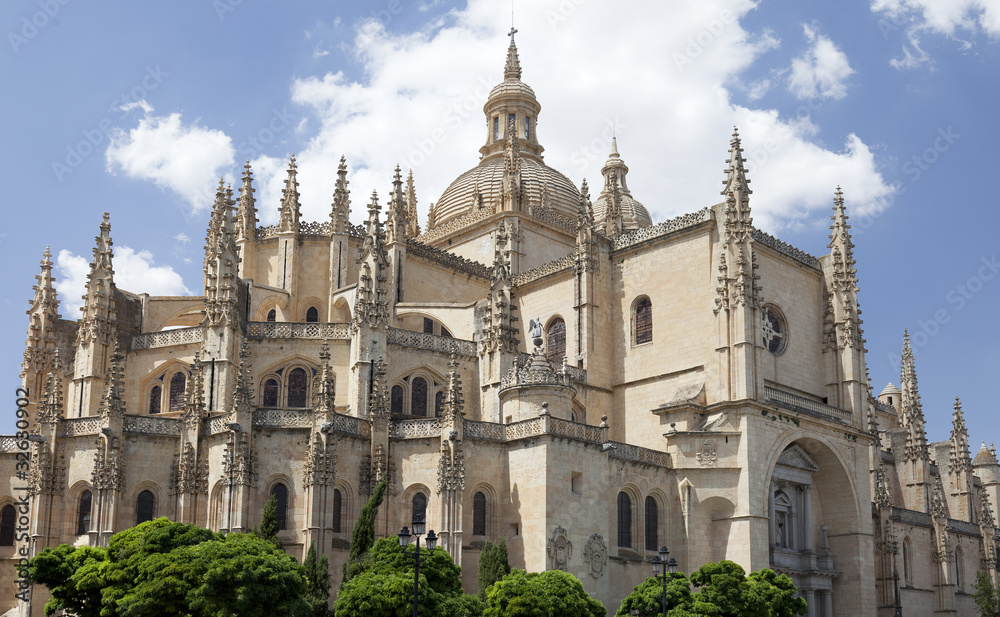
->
478, 539, 512, 600
259, 493, 279, 546
303, 541, 331, 617
974, 570, 999, 617
29, 518, 311, 617
616, 560, 807, 617
343, 477, 388, 582
484, 569, 605, 617
333, 537, 482, 617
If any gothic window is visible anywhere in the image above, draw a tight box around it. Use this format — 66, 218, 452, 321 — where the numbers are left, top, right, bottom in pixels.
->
645, 496, 658, 551
411, 377, 428, 417
617, 492, 632, 549
762, 305, 787, 354
423, 317, 434, 333
435, 391, 445, 417
473, 492, 487, 536
271, 483, 288, 531
955, 545, 965, 592
412, 492, 427, 524
262, 379, 279, 407
902, 538, 913, 586
391, 385, 404, 415
634, 297, 652, 345
333, 489, 342, 534
441, 327, 452, 338
287, 368, 308, 408
0, 505, 15, 546
546, 318, 566, 363
168, 372, 186, 413
266, 309, 276, 322
136, 490, 155, 525
77, 490, 92, 535
148, 385, 162, 415
773, 490, 793, 549
306, 307, 319, 323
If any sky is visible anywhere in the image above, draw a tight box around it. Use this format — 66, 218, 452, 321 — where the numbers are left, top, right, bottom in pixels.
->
1, 0, 999, 449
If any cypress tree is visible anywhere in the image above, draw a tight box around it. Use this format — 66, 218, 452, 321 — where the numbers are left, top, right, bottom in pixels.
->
259, 493, 280, 547
477, 537, 511, 600
303, 541, 331, 617
343, 477, 388, 582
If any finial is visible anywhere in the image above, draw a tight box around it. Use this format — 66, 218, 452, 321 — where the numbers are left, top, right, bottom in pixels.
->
504, 28, 522, 80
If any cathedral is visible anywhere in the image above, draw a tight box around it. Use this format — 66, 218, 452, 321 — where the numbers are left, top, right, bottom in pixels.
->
2, 33, 997, 617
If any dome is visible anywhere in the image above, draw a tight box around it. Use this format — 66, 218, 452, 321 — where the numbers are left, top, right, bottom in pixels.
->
879, 382, 901, 397
429, 33, 581, 229
591, 138, 652, 232
434, 155, 580, 225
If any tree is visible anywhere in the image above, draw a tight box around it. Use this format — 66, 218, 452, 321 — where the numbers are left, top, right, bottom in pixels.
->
614, 573, 693, 617
974, 570, 999, 617
616, 560, 807, 617
303, 541, 331, 617
333, 537, 483, 617
484, 569, 605, 617
259, 493, 280, 546
29, 518, 311, 617
478, 538, 512, 600
343, 477, 388, 582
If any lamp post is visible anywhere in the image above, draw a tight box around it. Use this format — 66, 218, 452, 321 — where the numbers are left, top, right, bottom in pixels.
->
651, 546, 678, 617
398, 513, 438, 617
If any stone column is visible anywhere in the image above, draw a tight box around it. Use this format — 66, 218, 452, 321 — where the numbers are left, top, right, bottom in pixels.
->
803, 589, 816, 617
822, 591, 833, 617
768, 482, 776, 546
803, 484, 813, 551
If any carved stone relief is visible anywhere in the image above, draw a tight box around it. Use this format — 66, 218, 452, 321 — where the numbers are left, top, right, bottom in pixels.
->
547, 525, 572, 571
583, 533, 609, 579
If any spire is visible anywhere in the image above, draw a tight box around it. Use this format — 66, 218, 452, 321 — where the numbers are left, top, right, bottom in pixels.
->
899, 330, 929, 461
206, 178, 236, 258
313, 340, 336, 416
442, 353, 465, 421
278, 154, 301, 234
99, 338, 126, 420
182, 353, 206, 426
78, 213, 116, 345
353, 191, 390, 331
828, 187, 857, 292
387, 165, 408, 244
502, 116, 523, 212
330, 155, 352, 234
404, 169, 420, 237
29, 246, 60, 321
426, 202, 438, 231
39, 350, 64, 424
721, 127, 752, 244
203, 180, 239, 328
504, 27, 521, 80
950, 397, 972, 472
974, 441, 999, 466
235, 161, 258, 241
23, 247, 61, 378
231, 340, 255, 414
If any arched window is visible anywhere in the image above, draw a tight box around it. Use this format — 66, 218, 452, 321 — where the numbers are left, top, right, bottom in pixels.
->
635, 298, 652, 345
412, 492, 427, 524
333, 489, 342, 534
148, 385, 162, 415
0, 505, 15, 546
262, 379, 279, 407
391, 385, 404, 414
761, 304, 787, 354
168, 372, 186, 412
617, 492, 632, 549
78, 490, 92, 535
955, 545, 965, 592
435, 391, 445, 417
645, 496, 658, 551
473, 492, 487, 536
136, 490, 155, 525
287, 368, 308, 408
546, 318, 566, 363
306, 307, 319, 323
266, 309, 276, 322
271, 483, 288, 531
411, 377, 428, 417
903, 538, 913, 586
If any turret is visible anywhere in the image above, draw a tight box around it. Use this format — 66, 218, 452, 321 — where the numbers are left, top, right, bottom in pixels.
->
479, 28, 543, 162
592, 138, 652, 233
74, 213, 117, 417
405, 170, 420, 238
235, 161, 258, 278
948, 397, 975, 521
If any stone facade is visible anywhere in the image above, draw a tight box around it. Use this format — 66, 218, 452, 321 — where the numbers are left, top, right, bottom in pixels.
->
0, 35, 992, 617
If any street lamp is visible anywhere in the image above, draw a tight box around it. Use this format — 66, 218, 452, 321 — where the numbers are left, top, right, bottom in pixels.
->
398, 513, 438, 617
651, 546, 678, 617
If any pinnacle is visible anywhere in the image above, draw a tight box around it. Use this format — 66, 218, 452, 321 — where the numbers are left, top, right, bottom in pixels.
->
504, 31, 522, 80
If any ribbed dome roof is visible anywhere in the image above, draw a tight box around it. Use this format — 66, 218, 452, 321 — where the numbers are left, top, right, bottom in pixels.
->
434, 155, 580, 225
488, 80, 537, 101
592, 138, 652, 231
879, 382, 901, 397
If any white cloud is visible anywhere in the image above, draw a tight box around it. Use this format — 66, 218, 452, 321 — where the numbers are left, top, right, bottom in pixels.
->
872, 0, 1000, 68
787, 25, 855, 100
255, 0, 892, 236
173, 232, 190, 243
105, 103, 235, 212
747, 79, 772, 100
55, 247, 192, 316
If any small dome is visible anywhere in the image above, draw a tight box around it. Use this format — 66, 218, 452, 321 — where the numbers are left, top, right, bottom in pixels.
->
879, 382, 901, 397
488, 80, 537, 101
973, 442, 998, 466
592, 138, 652, 231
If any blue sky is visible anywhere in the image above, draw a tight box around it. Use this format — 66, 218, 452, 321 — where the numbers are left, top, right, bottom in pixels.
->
2, 0, 999, 450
